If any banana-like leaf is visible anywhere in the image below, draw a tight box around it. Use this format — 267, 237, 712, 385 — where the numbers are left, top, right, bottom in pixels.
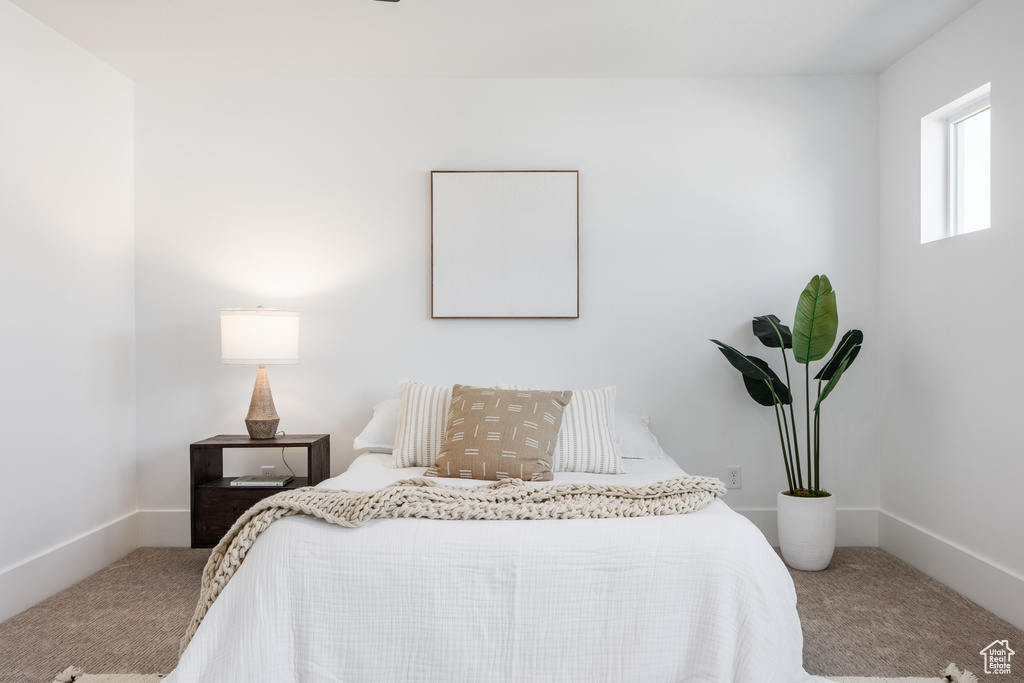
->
710, 339, 770, 380
814, 348, 856, 411
742, 356, 792, 406
815, 329, 863, 380
752, 314, 793, 349
792, 274, 838, 364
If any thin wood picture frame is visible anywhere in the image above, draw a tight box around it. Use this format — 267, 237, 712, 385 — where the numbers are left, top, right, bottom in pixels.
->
431, 170, 579, 319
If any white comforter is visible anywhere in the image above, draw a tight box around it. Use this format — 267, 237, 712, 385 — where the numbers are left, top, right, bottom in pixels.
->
168, 455, 826, 683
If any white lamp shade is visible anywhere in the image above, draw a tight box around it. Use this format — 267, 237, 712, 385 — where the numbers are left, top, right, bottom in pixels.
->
220, 309, 300, 365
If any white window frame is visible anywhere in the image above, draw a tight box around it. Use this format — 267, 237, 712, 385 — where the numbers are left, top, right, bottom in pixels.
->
947, 94, 990, 237
920, 83, 991, 244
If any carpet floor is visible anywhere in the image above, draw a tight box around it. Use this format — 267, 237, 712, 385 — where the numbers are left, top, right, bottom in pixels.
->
793, 549, 1022, 680
0, 549, 208, 683
0, 547, 1020, 683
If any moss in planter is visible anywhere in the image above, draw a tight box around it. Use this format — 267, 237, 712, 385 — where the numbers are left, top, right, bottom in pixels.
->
785, 489, 832, 498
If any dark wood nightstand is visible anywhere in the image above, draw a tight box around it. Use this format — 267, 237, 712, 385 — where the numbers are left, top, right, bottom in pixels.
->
190, 434, 330, 548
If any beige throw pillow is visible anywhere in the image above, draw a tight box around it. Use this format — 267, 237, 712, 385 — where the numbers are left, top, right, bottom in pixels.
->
425, 385, 572, 482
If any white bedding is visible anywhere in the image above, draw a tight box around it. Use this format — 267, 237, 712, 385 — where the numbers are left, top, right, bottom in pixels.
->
168, 455, 827, 683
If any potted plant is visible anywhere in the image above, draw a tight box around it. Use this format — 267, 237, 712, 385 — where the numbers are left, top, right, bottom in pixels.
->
711, 274, 863, 571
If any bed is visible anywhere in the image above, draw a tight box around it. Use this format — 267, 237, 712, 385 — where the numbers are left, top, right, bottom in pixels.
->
167, 449, 827, 683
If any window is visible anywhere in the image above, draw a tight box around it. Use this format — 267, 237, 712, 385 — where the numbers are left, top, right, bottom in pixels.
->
920, 83, 991, 243
950, 99, 990, 235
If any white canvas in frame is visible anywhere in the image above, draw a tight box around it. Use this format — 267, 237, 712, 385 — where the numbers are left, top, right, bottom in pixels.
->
431, 171, 579, 319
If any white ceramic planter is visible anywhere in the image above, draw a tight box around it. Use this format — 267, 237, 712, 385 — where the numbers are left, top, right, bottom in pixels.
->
777, 491, 836, 571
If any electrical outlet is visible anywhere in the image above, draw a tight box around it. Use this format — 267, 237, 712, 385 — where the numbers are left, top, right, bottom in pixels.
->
726, 466, 742, 489
260, 465, 275, 476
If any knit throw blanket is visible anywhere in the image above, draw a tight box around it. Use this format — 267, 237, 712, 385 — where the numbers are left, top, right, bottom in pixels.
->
179, 475, 726, 655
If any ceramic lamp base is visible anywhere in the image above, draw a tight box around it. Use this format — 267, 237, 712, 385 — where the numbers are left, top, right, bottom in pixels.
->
245, 365, 280, 440
245, 417, 280, 440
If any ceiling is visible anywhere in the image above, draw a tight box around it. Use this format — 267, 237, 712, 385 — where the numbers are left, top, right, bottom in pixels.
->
10, 0, 982, 80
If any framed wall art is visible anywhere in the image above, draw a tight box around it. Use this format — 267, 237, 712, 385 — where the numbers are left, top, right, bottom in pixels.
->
431, 170, 579, 319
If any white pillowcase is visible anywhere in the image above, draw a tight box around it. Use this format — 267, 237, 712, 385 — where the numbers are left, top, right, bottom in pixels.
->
500, 384, 624, 474
352, 398, 400, 453
392, 381, 453, 468
615, 411, 668, 459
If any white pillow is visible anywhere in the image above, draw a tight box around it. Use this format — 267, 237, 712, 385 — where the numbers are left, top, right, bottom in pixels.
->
392, 380, 453, 468
352, 398, 399, 453
616, 411, 668, 459
499, 384, 624, 474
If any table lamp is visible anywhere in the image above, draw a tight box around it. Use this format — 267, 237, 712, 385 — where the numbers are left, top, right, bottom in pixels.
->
220, 307, 300, 439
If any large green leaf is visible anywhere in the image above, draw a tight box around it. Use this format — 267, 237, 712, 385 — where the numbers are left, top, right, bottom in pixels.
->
710, 339, 770, 380
811, 344, 860, 409
792, 274, 838, 364
752, 314, 793, 349
742, 356, 792, 406
815, 329, 863, 380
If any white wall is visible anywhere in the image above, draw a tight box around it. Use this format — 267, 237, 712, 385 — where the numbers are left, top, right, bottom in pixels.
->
0, 1, 136, 620
879, 0, 1024, 628
134, 77, 879, 542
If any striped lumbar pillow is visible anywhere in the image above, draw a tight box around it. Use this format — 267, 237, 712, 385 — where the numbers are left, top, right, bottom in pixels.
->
500, 384, 624, 474
426, 385, 572, 481
392, 381, 453, 468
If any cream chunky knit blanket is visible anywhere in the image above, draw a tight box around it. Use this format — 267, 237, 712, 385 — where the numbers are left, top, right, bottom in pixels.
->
179, 475, 726, 655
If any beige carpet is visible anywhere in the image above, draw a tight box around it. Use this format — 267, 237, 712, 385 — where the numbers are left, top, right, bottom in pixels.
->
0, 549, 208, 683
0, 547, 1020, 682
791, 548, 1023, 679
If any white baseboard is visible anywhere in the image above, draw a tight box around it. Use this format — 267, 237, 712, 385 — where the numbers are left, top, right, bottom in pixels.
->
138, 510, 191, 547
0, 513, 138, 623
879, 510, 1024, 631
736, 508, 879, 547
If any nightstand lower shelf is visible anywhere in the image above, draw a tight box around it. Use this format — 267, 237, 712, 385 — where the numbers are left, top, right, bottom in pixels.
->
192, 477, 308, 548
